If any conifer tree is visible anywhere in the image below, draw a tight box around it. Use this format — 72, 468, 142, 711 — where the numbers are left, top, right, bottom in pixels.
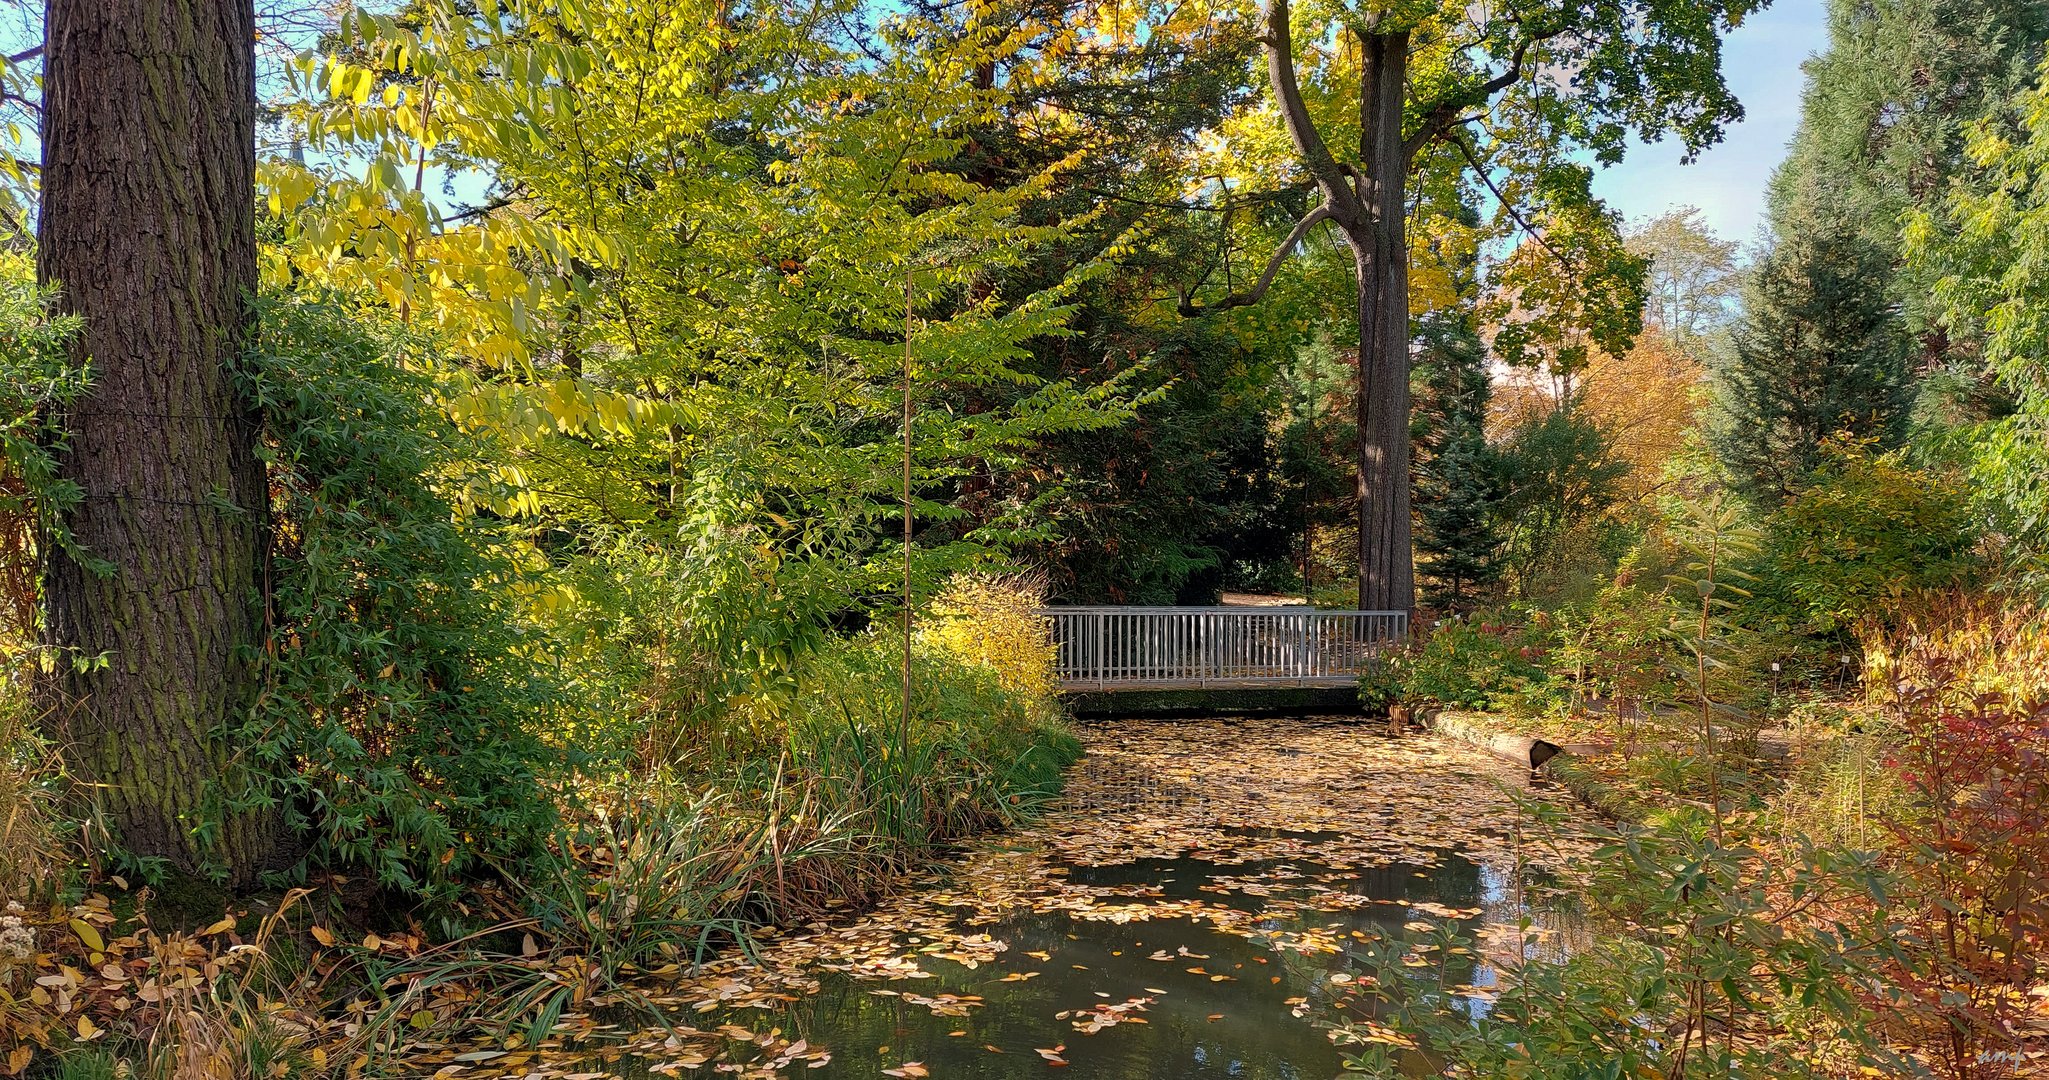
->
1709, 227, 1913, 505
1411, 310, 1502, 608
1772, 0, 2049, 352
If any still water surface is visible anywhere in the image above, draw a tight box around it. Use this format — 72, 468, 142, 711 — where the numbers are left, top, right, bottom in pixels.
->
613, 718, 1595, 1079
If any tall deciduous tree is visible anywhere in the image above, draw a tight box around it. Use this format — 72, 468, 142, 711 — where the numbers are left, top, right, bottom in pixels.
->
1176, 0, 1757, 613
37, 0, 285, 884
1627, 207, 1740, 348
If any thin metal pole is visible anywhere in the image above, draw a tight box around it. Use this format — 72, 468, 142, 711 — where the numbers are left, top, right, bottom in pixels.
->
901, 268, 913, 752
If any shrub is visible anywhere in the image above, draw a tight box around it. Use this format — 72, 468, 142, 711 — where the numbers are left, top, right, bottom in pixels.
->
0, 253, 85, 906
0, 715, 70, 908
1770, 711, 1908, 852
1865, 589, 2049, 706
1494, 403, 1632, 599
221, 300, 563, 900
513, 632, 1079, 984
550, 509, 829, 774
1879, 670, 2049, 1076
1386, 614, 1553, 712
916, 572, 1058, 701
1764, 441, 1979, 634
1321, 804, 1911, 1078
1549, 562, 1681, 723
774, 634, 1077, 851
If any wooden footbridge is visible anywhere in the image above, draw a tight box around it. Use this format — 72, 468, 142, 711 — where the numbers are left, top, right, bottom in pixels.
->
1041, 606, 1407, 692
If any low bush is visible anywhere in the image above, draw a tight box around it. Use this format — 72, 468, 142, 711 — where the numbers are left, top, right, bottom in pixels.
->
1763, 442, 1980, 634
1768, 703, 1909, 852
512, 623, 1079, 986
1322, 803, 1912, 1079
1376, 613, 1556, 713
917, 572, 1059, 702
1878, 670, 2049, 1076
1548, 561, 1681, 725
0, 714, 70, 909
1866, 589, 2049, 706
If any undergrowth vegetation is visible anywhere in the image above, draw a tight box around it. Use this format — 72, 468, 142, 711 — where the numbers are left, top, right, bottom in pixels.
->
0, 290, 1083, 1075
1358, 432, 2048, 1076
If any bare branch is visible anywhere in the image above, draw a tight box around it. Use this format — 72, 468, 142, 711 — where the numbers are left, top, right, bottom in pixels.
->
1178, 202, 1332, 316
5, 45, 41, 66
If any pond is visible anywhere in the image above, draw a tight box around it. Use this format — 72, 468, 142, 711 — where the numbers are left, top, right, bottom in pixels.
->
436, 717, 1600, 1079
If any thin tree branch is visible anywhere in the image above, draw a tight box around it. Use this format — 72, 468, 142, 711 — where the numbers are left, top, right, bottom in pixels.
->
1404, 30, 1560, 161
5, 45, 41, 66
1449, 133, 1574, 270
1178, 202, 1331, 315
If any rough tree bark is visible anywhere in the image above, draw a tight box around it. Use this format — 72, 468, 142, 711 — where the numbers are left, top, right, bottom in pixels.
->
1348, 25, 1414, 614
1181, 0, 1417, 612
37, 0, 286, 886
1178, 0, 1545, 615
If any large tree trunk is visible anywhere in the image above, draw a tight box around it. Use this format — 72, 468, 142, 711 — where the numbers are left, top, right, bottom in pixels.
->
37, 0, 285, 886
1348, 30, 1415, 615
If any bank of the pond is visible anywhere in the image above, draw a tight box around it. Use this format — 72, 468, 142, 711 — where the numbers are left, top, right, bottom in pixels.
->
363, 717, 1601, 1078
1421, 709, 1650, 822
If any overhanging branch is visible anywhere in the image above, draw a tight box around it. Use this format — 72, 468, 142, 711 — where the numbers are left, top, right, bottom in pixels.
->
1449, 134, 1574, 271
1178, 202, 1332, 316
1404, 30, 1560, 161
1262, 0, 1361, 220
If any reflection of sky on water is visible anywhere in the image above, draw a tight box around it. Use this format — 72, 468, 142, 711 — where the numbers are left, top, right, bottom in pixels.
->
607, 840, 1585, 1080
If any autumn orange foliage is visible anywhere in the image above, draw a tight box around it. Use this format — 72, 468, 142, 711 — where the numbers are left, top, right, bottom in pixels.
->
1579, 333, 1705, 501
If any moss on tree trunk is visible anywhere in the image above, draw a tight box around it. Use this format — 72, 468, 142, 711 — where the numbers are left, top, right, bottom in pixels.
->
36, 0, 289, 887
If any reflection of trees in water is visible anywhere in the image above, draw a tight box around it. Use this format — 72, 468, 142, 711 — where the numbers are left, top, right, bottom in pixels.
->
609, 854, 1588, 1079
1346, 851, 1486, 910
738, 909, 1354, 1080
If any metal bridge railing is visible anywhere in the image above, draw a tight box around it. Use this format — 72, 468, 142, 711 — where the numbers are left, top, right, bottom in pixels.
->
1040, 606, 1408, 690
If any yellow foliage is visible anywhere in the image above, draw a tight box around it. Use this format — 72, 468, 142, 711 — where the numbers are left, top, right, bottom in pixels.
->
1865, 590, 2049, 705
918, 574, 1059, 703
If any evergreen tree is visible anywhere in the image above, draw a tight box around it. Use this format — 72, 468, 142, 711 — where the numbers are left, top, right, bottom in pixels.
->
1771, 0, 2049, 353
1411, 310, 1503, 608
1709, 228, 1913, 505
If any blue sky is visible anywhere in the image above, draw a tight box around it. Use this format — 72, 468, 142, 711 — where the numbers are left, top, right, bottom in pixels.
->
1586, 0, 1828, 248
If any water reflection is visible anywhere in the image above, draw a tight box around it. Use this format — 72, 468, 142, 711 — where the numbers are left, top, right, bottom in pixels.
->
593, 722, 1605, 1079
609, 847, 1578, 1080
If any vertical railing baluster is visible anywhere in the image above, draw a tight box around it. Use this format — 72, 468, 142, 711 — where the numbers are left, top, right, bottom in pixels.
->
1035, 605, 1405, 691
